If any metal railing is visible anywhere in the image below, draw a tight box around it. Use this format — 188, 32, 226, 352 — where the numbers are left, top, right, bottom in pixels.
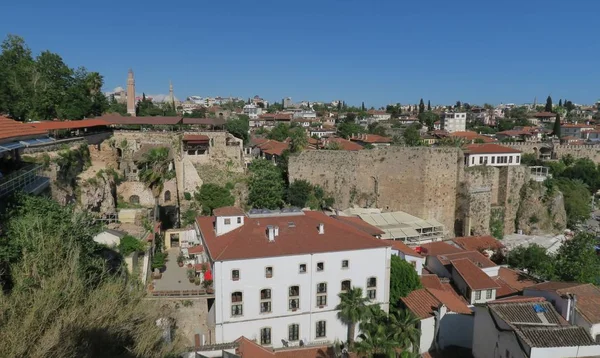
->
0, 165, 46, 198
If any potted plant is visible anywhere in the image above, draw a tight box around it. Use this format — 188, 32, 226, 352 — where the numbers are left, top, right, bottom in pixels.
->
203, 279, 214, 293
187, 269, 195, 283
194, 277, 201, 286
177, 253, 184, 267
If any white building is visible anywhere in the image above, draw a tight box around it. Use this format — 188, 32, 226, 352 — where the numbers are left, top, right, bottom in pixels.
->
366, 110, 391, 122
523, 282, 600, 342
93, 229, 127, 247
561, 123, 595, 138
309, 127, 336, 138
463, 144, 522, 167
243, 104, 262, 119
195, 207, 392, 348
472, 298, 600, 358
293, 109, 317, 120
440, 112, 467, 133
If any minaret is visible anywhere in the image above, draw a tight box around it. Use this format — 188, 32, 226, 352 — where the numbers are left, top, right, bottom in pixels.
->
127, 69, 136, 117
169, 80, 174, 103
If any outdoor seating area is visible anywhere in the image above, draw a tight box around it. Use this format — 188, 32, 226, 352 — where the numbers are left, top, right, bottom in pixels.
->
149, 248, 213, 297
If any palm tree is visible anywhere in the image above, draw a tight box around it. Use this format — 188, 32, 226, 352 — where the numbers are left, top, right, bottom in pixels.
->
388, 309, 420, 353
138, 147, 174, 218
336, 287, 371, 347
354, 319, 397, 358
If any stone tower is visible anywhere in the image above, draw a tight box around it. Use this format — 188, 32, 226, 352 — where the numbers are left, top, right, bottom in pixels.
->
127, 69, 136, 117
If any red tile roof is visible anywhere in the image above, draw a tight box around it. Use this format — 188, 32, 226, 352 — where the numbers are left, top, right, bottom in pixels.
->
495, 267, 538, 292
183, 134, 210, 142
419, 241, 464, 256
452, 235, 505, 252
451, 258, 501, 290
235, 336, 275, 357
197, 211, 392, 261
233, 336, 343, 358
332, 216, 385, 236
437, 250, 497, 268
420, 274, 445, 290
100, 114, 182, 125
322, 137, 363, 151
449, 131, 496, 143
188, 245, 204, 254
389, 240, 423, 258
464, 143, 521, 154
350, 134, 392, 144
30, 118, 111, 130
0, 116, 49, 142
525, 282, 600, 296
401, 288, 472, 319
493, 276, 518, 298
491, 296, 546, 304
576, 296, 600, 324
257, 139, 289, 156
213, 206, 245, 216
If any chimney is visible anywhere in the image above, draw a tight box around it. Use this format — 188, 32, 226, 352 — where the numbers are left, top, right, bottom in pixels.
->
318, 223, 325, 235
266, 225, 275, 242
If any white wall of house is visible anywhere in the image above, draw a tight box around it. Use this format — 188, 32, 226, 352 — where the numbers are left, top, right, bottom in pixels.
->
425, 256, 451, 278
212, 247, 391, 348
465, 153, 521, 167
482, 266, 500, 277
394, 251, 424, 276
441, 113, 466, 133
531, 346, 600, 358
451, 269, 496, 305
215, 215, 244, 236
418, 317, 436, 353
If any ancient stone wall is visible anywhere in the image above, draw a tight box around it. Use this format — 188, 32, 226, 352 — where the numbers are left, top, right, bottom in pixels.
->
289, 148, 463, 233
497, 166, 529, 234
554, 144, 600, 162
458, 166, 498, 236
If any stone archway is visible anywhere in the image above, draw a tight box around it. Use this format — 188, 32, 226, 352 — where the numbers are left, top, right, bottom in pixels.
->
129, 195, 140, 204
164, 190, 171, 202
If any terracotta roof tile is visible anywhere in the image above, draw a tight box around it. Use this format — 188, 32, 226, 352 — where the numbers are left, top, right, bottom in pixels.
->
188, 245, 204, 254
30, 119, 110, 130
322, 137, 363, 151
389, 240, 423, 258
437, 250, 496, 268
235, 336, 275, 357
197, 211, 391, 261
258, 140, 289, 156
495, 267, 538, 292
452, 235, 504, 252
534, 112, 556, 117
419, 241, 464, 256
0, 116, 49, 142
420, 274, 444, 290
450, 258, 500, 290
493, 276, 518, 297
576, 296, 600, 324
401, 288, 472, 319
464, 143, 521, 154
350, 134, 392, 144
490, 296, 546, 304
213, 206, 245, 216
183, 134, 210, 142
525, 282, 600, 296
332, 216, 385, 236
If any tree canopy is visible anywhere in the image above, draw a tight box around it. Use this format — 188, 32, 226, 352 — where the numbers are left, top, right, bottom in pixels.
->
225, 115, 250, 144
545, 96, 553, 112
194, 183, 235, 215
402, 124, 423, 147
389, 255, 421, 310
247, 159, 285, 209
0, 34, 108, 121
267, 123, 291, 142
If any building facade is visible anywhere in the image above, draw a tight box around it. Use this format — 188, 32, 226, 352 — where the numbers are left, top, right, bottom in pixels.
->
440, 112, 467, 133
463, 144, 522, 167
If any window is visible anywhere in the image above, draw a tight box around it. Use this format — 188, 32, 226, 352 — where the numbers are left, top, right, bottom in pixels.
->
231, 292, 243, 316
231, 269, 240, 281
317, 283, 327, 306
317, 262, 324, 271
516, 156, 520, 164
289, 286, 300, 310
289, 324, 300, 341
491, 156, 495, 164
316, 321, 326, 338
265, 266, 273, 278
509, 156, 513, 163
341, 260, 349, 269
475, 290, 482, 300
486, 289, 493, 299
260, 289, 271, 313
471, 157, 474, 165
479, 157, 483, 164
260, 327, 271, 345
367, 277, 377, 300
341, 280, 351, 292
224, 218, 231, 225
237, 217, 242, 224
299, 264, 307, 273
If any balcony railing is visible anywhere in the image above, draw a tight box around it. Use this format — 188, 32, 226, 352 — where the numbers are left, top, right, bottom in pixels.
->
0, 165, 49, 198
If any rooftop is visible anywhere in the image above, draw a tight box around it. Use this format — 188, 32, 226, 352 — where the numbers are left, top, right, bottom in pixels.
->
29, 118, 110, 130
331, 215, 385, 236
419, 241, 464, 256
389, 240, 423, 258
438, 250, 497, 268
464, 143, 521, 155
0, 116, 49, 143
401, 288, 472, 319
452, 235, 504, 252
354, 211, 445, 242
321, 137, 363, 151
100, 114, 182, 125
213, 206, 245, 217
349, 134, 393, 144
525, 282, 600, 297
451, 258, 500, 290
196, 210, 391, 261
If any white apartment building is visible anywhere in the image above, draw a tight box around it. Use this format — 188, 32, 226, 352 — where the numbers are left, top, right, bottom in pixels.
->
195, 207, 391, 349
243, 103, 262, 119
441, 112, 467, 133
463, 144, 522, 167
293, 109, 317, 120
366, 110, 391, 122
561, 123, 595, 138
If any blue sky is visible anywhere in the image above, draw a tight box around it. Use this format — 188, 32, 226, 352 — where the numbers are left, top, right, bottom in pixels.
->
1, 0, 599, 107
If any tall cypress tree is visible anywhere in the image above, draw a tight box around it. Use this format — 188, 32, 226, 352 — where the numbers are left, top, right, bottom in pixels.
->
545, 96, 553, 112
427, 100, 431, 111
361, 102, 365, 111
419, 98, 425, 114
553, 113, 561, 137
558, 99, 563, 107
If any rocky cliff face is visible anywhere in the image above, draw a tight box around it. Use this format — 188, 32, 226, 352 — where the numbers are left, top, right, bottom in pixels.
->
516, 181, 567, 235
79, 171, 117, 214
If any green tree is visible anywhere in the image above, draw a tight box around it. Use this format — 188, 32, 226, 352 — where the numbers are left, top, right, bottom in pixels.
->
248, 159, 285, 209
545, 95, 553, 112
553, 113, 561, 137
289, 127, 308, 153
337, 121, 364, 139
456, 100, 462, 109
507, 244, 555, 280
287, 179, 313, 208
558, 99, 563, 107
418, 111, 439, 131
555, 178, 591, 227
137, 147, 174, 215
225, 115, 250, 144
336, 287, 371, 347
554, 232, 600, 284
388, 309, 421, 353
368, 122, 387, 136
118, 235, 146, 256
427, 100, 431, 111
403, 124, 423, 147
267, 123, 290, 141
418, 98, 425, 114
390, 256, 422, 309
31, 51, 72, 120
194, 183, 235, 215
0, 35, 34, 120
354, 318, 398, 358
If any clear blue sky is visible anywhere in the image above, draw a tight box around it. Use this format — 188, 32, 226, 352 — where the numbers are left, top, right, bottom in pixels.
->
1, 0, 598, 107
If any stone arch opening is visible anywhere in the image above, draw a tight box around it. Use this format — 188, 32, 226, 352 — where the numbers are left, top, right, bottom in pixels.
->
164, 190, 171, 202
129, 195, 140, 204
117, 148, 123, 158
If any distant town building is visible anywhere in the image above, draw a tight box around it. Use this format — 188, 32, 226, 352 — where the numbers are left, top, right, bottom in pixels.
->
440, 112, 467, 133
463, 144, 522, 167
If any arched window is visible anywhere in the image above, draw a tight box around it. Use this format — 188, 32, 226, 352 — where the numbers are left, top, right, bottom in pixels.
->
129, 195, 140, 204
231, 292, 243, 316
341, 280, 351, 292
164, 190, 171, 202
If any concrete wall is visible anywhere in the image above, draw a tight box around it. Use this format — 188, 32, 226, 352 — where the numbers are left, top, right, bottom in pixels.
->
419, 317, 436, 353
289, 148, 463, 234
438, 312, 473, 350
